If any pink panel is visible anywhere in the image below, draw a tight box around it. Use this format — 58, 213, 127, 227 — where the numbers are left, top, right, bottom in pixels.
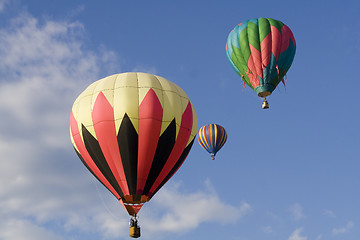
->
249, 44, 263, 79
92, 92, 130, 195
280, 25, 295, 54
70, 110, 120, 199
288, 27, 296, 44
246, 52, 261, 88
260, 33, 272, 68
270, 25, 281, 61
148, 102, 193, 196
137, 89, 163, 194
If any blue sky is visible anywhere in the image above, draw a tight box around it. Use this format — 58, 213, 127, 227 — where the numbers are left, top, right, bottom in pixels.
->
0, 0, 359, 239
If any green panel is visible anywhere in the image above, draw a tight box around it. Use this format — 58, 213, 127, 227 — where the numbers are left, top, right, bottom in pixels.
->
232, 47, 247, 71
239, 28, 251, 67
258, 18, 271, 43
247, 22, 260, 52
231, 47, 253, 89
267, 18, 284, 32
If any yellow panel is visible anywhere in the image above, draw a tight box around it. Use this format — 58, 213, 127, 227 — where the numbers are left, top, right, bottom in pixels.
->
156, 75, 197, 138
137, 72, 162, 89
138, 86, 153, 106
175, 85, 198, 142
161, 88, 182, 136
137, 72, 162, 104
113, 73, 140, 133
69, 129, 78, 152
156, 75, 179, 93
138, 86, 163, 114
155, 76, 182, 136
79, 93, 97, 137
114, 72, 139, 88
92, 74, 117, 109
72, 80, 101, 140
173, 83, 191, 111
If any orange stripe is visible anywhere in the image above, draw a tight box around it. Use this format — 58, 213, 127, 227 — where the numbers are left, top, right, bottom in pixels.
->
209, 125, 213, 148
202, 126, 210, 149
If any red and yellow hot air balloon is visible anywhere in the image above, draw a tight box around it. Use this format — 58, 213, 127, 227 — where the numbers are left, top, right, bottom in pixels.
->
70, 72, 197, 238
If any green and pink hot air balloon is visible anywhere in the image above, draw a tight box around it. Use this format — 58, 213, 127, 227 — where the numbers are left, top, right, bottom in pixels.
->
226, 18, 296, 109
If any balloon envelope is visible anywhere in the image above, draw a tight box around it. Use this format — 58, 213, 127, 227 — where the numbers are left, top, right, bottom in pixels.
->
197, 124, 227, 160
70, 72, 197, 215
226, 17, 296, 97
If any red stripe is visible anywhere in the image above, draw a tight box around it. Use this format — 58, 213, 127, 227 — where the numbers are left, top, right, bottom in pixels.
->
260, 33, 272, 68
92, 92, 130, 196
197, 127, 207, 149
148, 102, 193, 196
249, 44, 263, 79
70, 110, 120, 199
270, 25, 281, 61
246, 53, 260, 88
280, 25, 294, 54
203, 125, 209, 149
137, 89, 163, 194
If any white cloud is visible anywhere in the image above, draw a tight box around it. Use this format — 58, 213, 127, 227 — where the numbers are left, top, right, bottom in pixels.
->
0, 0, 7, 12
141, 180, 251, 236
332, 221, 354, 235
262, 225, 273, 233
323, 210, 336, 218
0, 13, 102, 149
0, 218, 66, 240
288, 228, 307, 240
0, 11, 123, 240
0, 11, 249, 240
289, 203, 304, 220
266, 211, 281, 221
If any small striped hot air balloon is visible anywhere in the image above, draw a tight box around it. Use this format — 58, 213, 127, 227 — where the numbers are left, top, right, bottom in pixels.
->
70, 72, 197, 238
197, 124, 227, 160
226, 17, 296, 109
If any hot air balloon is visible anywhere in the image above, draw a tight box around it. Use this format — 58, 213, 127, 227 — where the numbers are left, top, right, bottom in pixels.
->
70, 72, 197, 238
226, 17, 296, 109
197, 124, 227, 160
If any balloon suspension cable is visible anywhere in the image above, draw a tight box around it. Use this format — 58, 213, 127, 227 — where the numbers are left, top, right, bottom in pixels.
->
130, 214, 138, 223
93, 177, 121, 221
262, 98, 269, 109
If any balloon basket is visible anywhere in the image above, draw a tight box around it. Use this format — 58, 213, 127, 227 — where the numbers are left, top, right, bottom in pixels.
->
129, 226, 140, 238
211, 154, 215, 160
129, 216, 141, 238
262, 98, 269, 109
